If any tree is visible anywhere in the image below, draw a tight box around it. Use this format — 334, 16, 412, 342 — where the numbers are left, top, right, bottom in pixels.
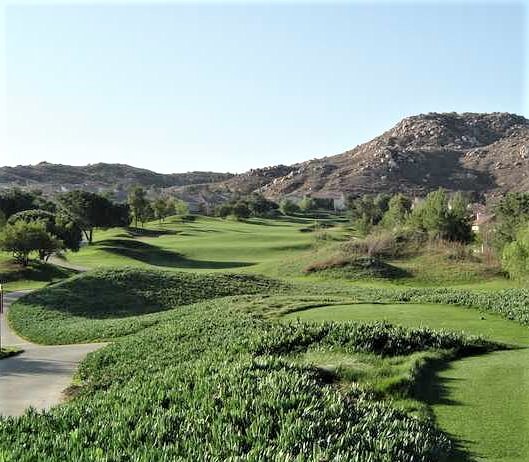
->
128, 186, 149, 228
216, 204, 233, 218
0, 221, 63, 266
299, 196, 316, 213
58, 190, 129, 243
152, 197, 169, 223
247, 194, 279, 217
493, 193, 529, 250
0, 210, 5, 229
382, 194, 412, 228
231, 201, 250, 220
347, 194, 389, 235
279, 199, 299, 216
8, 209, 83, 252
502, 224, 529, 281
409, 189, 472, 243
174, 199, 189, 216
0, 188, 55, 218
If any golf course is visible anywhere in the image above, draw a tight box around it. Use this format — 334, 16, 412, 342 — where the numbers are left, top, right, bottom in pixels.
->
1, 214, 528, 461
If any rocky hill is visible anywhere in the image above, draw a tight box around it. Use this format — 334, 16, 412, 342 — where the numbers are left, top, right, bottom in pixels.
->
2, 113, 528, 205
0, 162, 234, 199
256, 112, 529, 202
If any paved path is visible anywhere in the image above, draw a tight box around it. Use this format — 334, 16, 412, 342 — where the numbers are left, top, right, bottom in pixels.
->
48, 256, 89, 272
0, 291, 104, 417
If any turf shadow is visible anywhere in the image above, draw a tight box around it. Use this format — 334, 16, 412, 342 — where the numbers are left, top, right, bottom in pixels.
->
97, 238, 254, 269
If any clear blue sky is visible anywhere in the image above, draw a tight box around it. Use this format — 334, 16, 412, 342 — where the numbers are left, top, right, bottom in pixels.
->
1, 0, 527, 174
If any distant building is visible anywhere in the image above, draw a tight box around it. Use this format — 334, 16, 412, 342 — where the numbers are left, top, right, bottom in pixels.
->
471, 212, 495, 234
471, 210, 496, 253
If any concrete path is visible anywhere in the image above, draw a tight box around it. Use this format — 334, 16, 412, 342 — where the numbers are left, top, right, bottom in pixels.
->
0, 291, 104, 417
48, 255, 89, 272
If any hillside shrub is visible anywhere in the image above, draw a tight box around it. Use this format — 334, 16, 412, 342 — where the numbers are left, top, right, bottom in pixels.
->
502, 224, 529, 281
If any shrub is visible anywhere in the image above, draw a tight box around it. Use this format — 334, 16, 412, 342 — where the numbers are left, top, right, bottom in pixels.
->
279, 199, 300, 215
0, 221, 63, 266
502, 224, 529, 281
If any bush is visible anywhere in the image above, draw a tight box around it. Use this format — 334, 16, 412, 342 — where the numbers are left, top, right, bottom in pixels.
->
279, 199, 300, 215
502, 224, 529, 281
0, 221, 63, 266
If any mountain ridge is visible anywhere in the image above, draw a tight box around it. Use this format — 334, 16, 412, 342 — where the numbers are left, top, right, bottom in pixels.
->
2, 112, 528, 204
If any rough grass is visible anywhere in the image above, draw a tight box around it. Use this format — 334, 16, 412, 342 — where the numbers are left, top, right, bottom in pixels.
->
8, 268, 287, 344
304, 255, 411, 279
283, 301, 529, 462
0, 288, 496, 461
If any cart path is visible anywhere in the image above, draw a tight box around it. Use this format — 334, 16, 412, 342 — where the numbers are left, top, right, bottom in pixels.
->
0, 291, 104, 417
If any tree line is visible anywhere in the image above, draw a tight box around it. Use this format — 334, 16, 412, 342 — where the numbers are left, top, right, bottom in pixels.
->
0, 187, 188, 266
345, 188, 529, 282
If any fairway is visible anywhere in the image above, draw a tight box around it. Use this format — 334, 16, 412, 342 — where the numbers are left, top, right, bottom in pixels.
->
284, 302, 529, 462
63, 216, 338, 275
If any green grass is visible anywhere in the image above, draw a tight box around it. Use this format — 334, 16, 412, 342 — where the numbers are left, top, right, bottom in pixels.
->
0, 347, 22, 359
283, 302, 529, 345
0, 255, 77, 292
3, 215, 529, 460
9, 268, 287, 344
63, 215, 347, 275
2, 272, 495, 461
284, 302, 529, 462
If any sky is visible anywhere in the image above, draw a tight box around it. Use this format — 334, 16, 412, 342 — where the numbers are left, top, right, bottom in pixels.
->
0, 0, 527, 174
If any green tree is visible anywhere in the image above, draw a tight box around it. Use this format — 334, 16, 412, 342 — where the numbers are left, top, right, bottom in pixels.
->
128, 186, 149, 228
493, 193, 529, 250
279, 199, 300, 216
0, 221, 63, 266
247, 194, 278, 217
139, 202, 154, 226
502, 224, 529, 281
0, 188, 55, 218
382, 194, 412, 228
58, 190, 129, 243
347, 195, 389, 235
216, 204, 233, 219
152, 197, 169, 223
409, 189, 472, 242
299, 196, 316, 213
231, 201, 251, 220
8, 209, 82, 252
174, 199, 189, 216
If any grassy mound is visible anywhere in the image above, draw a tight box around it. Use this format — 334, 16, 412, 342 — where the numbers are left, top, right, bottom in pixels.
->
0, 293, 497, 461
0, 258, 76, 291
8, 267, 286, 344
305, 256, 411, 280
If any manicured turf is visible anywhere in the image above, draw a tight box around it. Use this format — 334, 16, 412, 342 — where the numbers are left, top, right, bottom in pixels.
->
3, 215, 528, 460
284, 302, 529, 462
64, 216, 343, 275
9, 268, 287, 344
0, 255, 77, 292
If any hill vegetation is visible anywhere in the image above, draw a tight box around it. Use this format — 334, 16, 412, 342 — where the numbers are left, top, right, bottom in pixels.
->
1, 268, 501, 461
2, 112, 529, 205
